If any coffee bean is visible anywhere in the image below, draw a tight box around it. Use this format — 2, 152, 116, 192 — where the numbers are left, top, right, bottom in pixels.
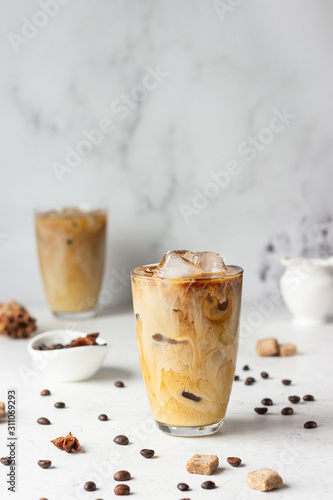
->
54, 402, 65, 409
140, 448, 154, 458
114, 484, 130, 496
66, 239, 73, 245
303, 394, 315, 401
37, 417, 51, 425
282, 379, 291, 385
201, 481, 216, 490
254, 407, 268, 414
84, 481, 96, 491
98, 414, 108, 421
245, 377, 255, 385
261, 398, 273, 406
113, 435, 129, 445
177, 483, 189, 491
304, 421, 317, 429
234, 375, 240, 381
281, 407, 294, 415
40, 389, 51, 396
288, 396, 300, 404
115, 381, 125, 388
114, 470, 131, 481
0, 457, 12, 466
261, 371, 269, 379
227, 457, 242, 467
243, 364, 250, 371
38, 460, 52, 469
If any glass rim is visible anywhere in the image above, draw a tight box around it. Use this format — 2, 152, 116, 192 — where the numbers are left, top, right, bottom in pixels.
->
131, 263, 244, 281
34, 204, 108, 216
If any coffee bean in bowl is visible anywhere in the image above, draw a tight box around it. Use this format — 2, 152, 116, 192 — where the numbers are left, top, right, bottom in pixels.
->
28, 330, 109, 382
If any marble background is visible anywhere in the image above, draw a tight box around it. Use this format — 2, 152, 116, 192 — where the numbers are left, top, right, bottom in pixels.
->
1, 0, 333, 307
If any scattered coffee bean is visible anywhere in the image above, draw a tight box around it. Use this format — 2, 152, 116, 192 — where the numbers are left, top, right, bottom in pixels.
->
38, 460, 52, 469
84, 481, 96, 491
201, 480, 216, 490
304, 421, 317, 429
303, 394, 315, 401
261, 371, 269, 379
177, 483, 189, 491
114, 484, 130, 496
288, 396, 300, 404
261, 398, 273, 406
114, 470, 131, 481
54, 402, 65, 409
140, 448, 154, 458
98, 414, 108, 421
282, 379, 291, 385
254, 407, 268, 414
243, 364, 250, 371
227, 457, 242, 467
281, 407, 294, 415
37, 417, 51, 425
234, 375, 239, 381
115, 381, 125, 388
40, 389, 51, 396
113, 435, 129, 445
245, 377, 255, 385
66, 239, 73, 245
0, 457, 12, 466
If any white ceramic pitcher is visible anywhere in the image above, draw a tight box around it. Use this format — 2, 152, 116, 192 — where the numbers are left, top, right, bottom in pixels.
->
280, 256, 333, 325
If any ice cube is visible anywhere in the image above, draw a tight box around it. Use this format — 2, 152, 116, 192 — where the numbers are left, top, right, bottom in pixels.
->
195, 251, 226, 273
182, 251, 226, 272
155, 250, 203, 278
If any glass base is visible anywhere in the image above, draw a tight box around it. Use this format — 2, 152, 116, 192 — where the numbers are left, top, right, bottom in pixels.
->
155, 419, 224, 437
52, 309, 96, 320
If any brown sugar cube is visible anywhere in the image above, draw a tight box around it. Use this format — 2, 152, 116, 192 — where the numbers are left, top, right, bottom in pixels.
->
186, 454, 219, 475
279, 343, 297, 356
0, 402, 4, 418
256, 338, 279, 356
247, 468, 283, 492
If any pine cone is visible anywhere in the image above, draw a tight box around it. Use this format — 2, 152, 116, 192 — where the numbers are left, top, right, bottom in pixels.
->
0, 300, 37, 338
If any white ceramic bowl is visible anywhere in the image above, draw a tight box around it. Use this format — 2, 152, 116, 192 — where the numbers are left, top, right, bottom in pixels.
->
27, 330, 109, 382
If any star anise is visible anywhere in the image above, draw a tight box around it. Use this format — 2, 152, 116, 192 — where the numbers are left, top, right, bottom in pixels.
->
68, 332, 99, 347
51, 432, 82, 453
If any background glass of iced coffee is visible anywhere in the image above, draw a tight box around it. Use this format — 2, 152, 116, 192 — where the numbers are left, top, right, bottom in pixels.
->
131, 250, 243, 436
35, 207, 107, 319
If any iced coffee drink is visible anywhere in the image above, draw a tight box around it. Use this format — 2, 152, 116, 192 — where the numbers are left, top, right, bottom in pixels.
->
35, 207, 107, 319
131, 250, 243, 436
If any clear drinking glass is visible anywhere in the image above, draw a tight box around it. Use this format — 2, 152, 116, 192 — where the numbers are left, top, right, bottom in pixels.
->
131, 264, 243, 436
35, 206, 107, 319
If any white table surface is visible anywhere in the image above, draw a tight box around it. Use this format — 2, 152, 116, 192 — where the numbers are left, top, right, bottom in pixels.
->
0, 304, 332, 500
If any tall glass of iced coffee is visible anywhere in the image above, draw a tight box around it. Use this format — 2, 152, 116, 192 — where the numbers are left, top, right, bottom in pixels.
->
35, 207, 107, 319
131, 250, 243, 436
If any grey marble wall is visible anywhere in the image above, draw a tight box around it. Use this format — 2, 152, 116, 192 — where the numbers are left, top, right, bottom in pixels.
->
1, 0, 333, 307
